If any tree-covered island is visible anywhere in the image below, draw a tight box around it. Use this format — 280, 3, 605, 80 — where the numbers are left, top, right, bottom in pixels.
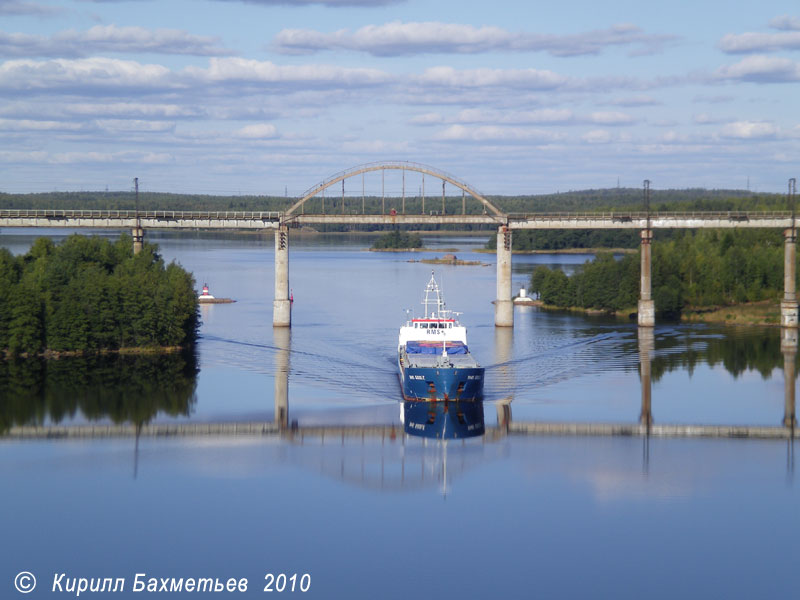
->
370, 229, 423, 250
0, 234, 199, 357
530, 229, 790, 323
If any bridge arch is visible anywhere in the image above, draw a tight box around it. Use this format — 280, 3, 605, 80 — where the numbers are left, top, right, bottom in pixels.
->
284, 161, 504, 217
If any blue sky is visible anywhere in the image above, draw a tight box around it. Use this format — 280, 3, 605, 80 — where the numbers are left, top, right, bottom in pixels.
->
1, 0, 798, 196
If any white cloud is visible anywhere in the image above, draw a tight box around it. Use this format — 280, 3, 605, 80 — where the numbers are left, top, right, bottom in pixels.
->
588, 111, 635, 125
719, 120, 778, 139
718, 31, 800, 53
0, 25, 234, 58
234, 123, 279, 139
65, 102, 203, 119
660, 131, 690, 143
715, 55, 800, 83
214, 0, 403, 6
340, 139, 411, 153
692, 94, 735, 104
39, 151, 173, 165
410, 66, 649, 95
95, 119, 176, 133
768, 15, 800, 31
445, 108, 575, 125
581, 130, 612, 143
609, 95, 659, 106
0, 0, 60, 16
186, 57, 391, 87
0, 57, 393, 97
409, 112, 444, 125
0, 57, 174, 92
410, 108, 635, 127
0, 118, 86, 131
415, 66, 570, 90
693, 113, 728, 125
433, 124, 562, 143
273, 21, 676, 57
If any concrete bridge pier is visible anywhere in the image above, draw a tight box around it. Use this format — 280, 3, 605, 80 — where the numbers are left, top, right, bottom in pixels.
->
274, 327, 290, 430
638, 327, 654, 426
782, 328, 797, 428
782, 228, 798, 327
638, 229, 655, 327
132, 227, 144, 254
273, 225, 291, 327
495, 226, 513, 327
493, 326, 514, 431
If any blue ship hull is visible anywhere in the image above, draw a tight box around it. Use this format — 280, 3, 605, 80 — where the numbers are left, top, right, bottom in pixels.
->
403, 400, 485, 439
398, 358, 484, 402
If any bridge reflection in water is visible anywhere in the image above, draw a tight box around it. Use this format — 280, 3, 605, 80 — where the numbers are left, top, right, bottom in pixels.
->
4, 325, 799, 440
2, 325, 798, 490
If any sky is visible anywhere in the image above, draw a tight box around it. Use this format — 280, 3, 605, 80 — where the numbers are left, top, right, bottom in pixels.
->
0, 0, 798, 197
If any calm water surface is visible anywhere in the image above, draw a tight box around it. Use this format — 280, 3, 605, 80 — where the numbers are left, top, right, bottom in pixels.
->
1, 229, 798, 599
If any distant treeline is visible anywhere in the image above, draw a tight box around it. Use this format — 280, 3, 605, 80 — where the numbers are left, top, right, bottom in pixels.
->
491, 187, 787, 214
530, 230, 787, 316
371, 230, 423, 249
0, 234, 199, 356
486, 229, 643, 251
0, 187, 786, 213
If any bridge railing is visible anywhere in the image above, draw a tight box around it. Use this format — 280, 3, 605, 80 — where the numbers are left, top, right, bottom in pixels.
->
507, 211, 794, 221
0, 209, 283, 220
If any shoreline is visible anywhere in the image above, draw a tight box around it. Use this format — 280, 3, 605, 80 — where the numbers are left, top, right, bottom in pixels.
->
680, 300, 781, 326
368, 247, 459, 252
476, 247, 637, 255
5, 345, 189, 360
411, 258, 488, 266
526, 299, 784, 327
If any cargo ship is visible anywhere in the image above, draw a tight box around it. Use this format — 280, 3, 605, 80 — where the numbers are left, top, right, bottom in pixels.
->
398, 272, 484, 402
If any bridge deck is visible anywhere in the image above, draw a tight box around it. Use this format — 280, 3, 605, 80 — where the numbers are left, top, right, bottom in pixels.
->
0, 209, 282, 229
1, 209, 796, 229
507, 211, 796, 229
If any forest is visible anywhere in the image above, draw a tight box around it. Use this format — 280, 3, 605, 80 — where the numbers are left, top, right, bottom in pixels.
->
529, 229, 787, 317
0, 234, 199, 356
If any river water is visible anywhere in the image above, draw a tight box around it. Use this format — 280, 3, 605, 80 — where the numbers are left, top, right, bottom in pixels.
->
1, 229, 798, 599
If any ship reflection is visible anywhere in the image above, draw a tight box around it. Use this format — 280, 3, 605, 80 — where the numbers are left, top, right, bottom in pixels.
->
401, 399, 485, 439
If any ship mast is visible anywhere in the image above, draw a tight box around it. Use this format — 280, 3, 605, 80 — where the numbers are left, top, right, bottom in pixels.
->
422, 271, 447, 319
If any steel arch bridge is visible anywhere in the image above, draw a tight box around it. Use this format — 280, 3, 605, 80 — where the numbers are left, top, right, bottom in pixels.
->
284, 161, 504, 217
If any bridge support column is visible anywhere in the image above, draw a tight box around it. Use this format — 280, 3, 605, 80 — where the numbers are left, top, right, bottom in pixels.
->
494, 326, 514, 433
495, 226, 513, 327
782, 328, 797, 428
273, 226, 291, 327
782, 228, 798, 327
638, 229, 655, 327
638, 327, 654, 426
274, 327, 290, 430
132, 227, 144, 254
